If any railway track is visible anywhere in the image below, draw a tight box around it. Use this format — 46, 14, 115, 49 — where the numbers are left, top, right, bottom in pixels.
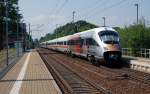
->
53, 49, 150, 85
38, 49, 109, 94
49, 49, 150, 85
38, 48, 150, 94
99, 66, 150, 85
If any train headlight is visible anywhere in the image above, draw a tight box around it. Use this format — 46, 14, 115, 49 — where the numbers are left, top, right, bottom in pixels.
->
109, 54, 118, 60
103, 47, 108, 51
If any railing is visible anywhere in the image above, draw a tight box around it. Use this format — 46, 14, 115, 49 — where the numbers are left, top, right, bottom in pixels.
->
122, 48, 150, 58
140, 48, 150, 58
122, 48, 132, 56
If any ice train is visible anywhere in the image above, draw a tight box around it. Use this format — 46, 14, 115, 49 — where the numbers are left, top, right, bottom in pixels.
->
40, 27, 122, 65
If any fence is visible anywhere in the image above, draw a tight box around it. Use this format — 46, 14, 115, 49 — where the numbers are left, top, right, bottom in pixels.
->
0, 48, 16, 59
122, 48, 150, 58
0, 48, 16, 65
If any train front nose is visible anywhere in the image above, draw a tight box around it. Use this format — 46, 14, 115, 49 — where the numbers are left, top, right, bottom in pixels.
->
104, 51, 122, 61
103, 43, 122, 61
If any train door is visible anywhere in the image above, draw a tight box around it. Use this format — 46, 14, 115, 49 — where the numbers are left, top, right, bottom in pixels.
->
68, 35, 82, 55
86, 38, 99, 56
82, 39, 88, 56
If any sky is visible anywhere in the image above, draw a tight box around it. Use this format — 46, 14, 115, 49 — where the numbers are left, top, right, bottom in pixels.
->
18, 0, 150, 39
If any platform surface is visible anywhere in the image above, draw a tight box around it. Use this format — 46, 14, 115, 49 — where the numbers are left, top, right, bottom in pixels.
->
123, 55, 150, 66
123, 55, 150, 73
0, 50, 62, 94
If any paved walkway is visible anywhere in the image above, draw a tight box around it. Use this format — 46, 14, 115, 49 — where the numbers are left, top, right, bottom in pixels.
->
0, 50, 62, 94
123, 55, 150, 73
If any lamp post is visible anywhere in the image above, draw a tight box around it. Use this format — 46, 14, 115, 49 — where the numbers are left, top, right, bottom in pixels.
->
16, 17, 19, 56
20, 20, 25, 52
5, 0, 9, 65
102, 17, 106, 27
56, 24, 59, 45
134, 3, 139, 24
72, 11, 75, 23
28, 24, 43, 49
28, 23, 31, 49
21, 20, 24, 41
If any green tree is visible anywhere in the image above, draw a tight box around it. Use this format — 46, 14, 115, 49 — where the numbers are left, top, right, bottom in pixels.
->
0, 0, 23, 50
39, 20, 97, 42
116, 21, 150, 56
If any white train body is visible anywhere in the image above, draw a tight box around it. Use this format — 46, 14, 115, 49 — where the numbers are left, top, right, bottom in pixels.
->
40, 27, 122, 64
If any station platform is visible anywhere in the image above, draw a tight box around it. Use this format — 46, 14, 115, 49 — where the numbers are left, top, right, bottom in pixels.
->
123, 55, 150, 73
0, 50, 62, 94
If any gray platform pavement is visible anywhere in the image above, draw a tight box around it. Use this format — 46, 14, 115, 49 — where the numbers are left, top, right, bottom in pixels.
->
0, 50, 62, 94
123, 55, 150, 73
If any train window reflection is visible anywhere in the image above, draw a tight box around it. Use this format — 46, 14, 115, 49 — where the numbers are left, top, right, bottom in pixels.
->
99, 31, 119, 44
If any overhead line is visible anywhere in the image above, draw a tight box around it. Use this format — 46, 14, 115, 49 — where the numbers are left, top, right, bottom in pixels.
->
55, 0, 68, 15
69, 0, 105, 23
46, 0, 68, 35
86, 0, 127, 19
82, 0, 108, 17
44, 0, 61, 35
81, 0, 103, 12
53, 0, 68, 28
100, 0, 126, 13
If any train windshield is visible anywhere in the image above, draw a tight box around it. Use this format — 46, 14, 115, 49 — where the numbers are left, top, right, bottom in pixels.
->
99, 31, 119, 44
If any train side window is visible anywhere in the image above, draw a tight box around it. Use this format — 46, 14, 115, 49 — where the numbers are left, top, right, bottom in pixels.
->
70, 40, 73, 45
80, 39, 84, 47
61, 42, 63, 45
68, 40, 71, 45
64, 41, 66, 45
68, 40, 74, 45
58, 42, 63, 45
76, 39, 80, 45
73, 40, 76, 45
86, 38, 92, 45
68, 40, 70, 45
86, 38, 99, 46
92, 39, 99, 46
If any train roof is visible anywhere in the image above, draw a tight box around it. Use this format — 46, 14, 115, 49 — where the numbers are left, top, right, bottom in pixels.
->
39, 41, 47, 44
42, 27, 117, 43
71, 27, 117, 38
75, 27, 116, 35
47, 35, 70, 43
